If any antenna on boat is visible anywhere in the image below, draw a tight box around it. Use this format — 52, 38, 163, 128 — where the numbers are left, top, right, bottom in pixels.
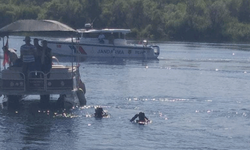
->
92, 17, 96, 28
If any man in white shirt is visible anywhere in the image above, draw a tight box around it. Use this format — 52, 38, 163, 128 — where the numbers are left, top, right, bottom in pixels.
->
20, 36, 37, 88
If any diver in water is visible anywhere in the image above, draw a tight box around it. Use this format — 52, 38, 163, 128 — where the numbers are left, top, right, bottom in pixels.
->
130, 112, 149, 123
94, 107, 108, 118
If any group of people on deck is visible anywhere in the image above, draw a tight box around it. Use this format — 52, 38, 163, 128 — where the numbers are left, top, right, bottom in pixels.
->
2, 36, 52, 80
22, 36, 52, 77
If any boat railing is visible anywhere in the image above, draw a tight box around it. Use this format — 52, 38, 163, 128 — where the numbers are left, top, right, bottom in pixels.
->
0, 68, 75, 94
28, 71, 74, 92
1, 71, 26, 92
28, 71, 46, 91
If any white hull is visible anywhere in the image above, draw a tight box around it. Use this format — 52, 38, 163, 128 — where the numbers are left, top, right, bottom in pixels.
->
47, 41, 160, 59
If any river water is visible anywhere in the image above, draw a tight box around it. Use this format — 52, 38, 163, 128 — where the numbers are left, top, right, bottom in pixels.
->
0, 36, 249, 150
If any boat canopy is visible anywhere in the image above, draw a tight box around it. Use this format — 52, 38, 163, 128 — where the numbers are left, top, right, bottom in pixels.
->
77, 29, 131, 34
0, 19, 77, 36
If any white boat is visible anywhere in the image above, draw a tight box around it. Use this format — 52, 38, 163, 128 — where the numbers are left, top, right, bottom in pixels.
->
0, 19, 87, 109
47, 24, 160, 59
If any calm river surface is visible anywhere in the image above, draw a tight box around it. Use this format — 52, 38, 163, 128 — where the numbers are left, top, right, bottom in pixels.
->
0, 36, 249, 150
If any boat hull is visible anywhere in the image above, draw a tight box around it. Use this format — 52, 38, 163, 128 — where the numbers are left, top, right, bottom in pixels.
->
47, 41, 160, 59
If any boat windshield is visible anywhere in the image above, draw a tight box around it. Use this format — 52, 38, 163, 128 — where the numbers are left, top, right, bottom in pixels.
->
82, 32, 125, 39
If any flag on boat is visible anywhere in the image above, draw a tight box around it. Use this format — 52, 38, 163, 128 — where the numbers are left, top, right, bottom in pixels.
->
2, 38, 9, 67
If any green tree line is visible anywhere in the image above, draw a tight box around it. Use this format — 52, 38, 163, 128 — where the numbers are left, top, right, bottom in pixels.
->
1, 0, 250, 42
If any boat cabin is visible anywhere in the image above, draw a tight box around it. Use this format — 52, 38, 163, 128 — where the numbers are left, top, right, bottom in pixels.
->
78, 29, 131, 46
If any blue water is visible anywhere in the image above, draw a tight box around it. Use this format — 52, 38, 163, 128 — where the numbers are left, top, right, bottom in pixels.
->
0, 36, 250, 150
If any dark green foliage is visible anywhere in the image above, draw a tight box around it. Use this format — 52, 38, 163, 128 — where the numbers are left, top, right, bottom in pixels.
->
0, 0, 250, 42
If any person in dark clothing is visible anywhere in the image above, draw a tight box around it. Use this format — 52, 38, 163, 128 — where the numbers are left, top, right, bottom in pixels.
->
34, 38, 42, 55
130, 112, 149, 123
108, 32, 114, 44
41, 40, 52, 78
34, 38, 43, 77
94, 107, 108, 118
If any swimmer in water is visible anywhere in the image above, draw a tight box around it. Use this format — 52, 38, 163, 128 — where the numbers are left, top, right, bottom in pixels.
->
94, 107, 108, 118
130, 112, 149, 123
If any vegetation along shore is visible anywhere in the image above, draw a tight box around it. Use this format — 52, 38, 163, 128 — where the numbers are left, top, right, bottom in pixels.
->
0, 0, 250, 42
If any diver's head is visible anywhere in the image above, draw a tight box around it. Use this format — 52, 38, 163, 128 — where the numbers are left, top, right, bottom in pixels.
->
95, 107, 103, 117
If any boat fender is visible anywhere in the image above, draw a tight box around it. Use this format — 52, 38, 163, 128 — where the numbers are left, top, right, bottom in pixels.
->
76, 89, 86, 106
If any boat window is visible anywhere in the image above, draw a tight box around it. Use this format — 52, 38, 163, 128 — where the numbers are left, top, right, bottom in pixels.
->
120, 33, 125, 39
117, 33, 125, 39
82, 32, 126, 39
110, 33, 120, 39
83, 33, 99, 38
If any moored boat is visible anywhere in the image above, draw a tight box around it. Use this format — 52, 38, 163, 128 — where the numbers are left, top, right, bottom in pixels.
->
0, 19, 87, 108
47, 24, 160, 59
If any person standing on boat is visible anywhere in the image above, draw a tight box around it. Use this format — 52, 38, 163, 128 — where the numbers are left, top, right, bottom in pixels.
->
34, 38, 42, 54
41, 40, 52, 77
34, 38, 43, 77
98, 33, 105, 43
130, 112, 149, 123
108, 32, 114, 44
20, 36, 37, 82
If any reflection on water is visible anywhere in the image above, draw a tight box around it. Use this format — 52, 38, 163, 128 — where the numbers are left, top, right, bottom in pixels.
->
0, 99, 116, 149
0, 101, 79, 150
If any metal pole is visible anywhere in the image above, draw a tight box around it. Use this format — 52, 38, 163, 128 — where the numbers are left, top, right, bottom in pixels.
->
1, 36, 5, 71
71, 36, 74, 78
